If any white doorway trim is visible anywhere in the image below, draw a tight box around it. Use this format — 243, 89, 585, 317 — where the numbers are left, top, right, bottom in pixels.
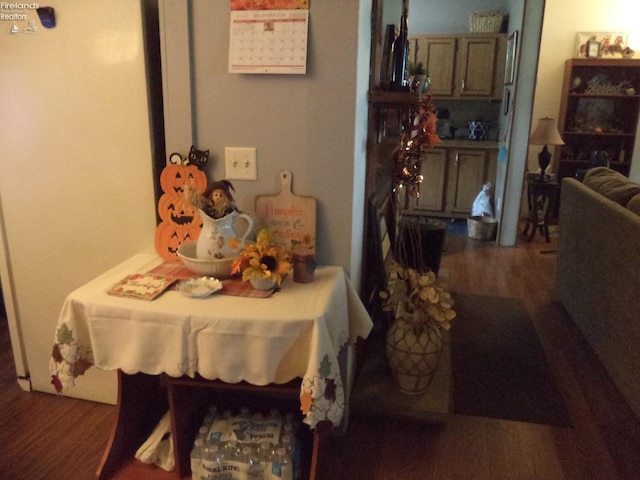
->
0, 196, 31, 392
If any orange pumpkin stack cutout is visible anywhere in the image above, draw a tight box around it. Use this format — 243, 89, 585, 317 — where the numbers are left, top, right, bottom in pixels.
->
154, 155, 208, 261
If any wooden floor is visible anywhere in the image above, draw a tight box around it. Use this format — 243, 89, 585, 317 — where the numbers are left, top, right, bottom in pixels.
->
2, 225, 640, 479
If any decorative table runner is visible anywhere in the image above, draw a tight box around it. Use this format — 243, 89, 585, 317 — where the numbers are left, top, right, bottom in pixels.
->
50, 254, 373, 429
146, 261, 275, 298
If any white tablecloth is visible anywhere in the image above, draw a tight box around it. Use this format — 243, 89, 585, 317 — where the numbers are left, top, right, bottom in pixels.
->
50, 254, 373, 429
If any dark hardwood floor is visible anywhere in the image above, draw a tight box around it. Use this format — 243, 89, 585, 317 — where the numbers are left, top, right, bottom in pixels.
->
1, 223, 639, 479
0, 317, 115, 479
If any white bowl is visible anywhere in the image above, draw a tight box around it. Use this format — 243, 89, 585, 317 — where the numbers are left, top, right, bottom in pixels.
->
249, 277, 277, 291
177, 241, 238, 279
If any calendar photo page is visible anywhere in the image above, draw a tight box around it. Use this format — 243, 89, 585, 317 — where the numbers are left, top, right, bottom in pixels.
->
229, 8, 309, 74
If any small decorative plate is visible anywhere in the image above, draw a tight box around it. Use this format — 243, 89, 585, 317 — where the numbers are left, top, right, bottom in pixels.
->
177, 277, 223, 298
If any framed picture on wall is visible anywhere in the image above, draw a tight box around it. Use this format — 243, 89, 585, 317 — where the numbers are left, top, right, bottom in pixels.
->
575, 32, 628, 58
586, 40, 601, 58
504, 31, 518, 85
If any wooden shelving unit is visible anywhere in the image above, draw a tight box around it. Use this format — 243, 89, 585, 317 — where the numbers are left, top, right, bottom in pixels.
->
555, 58, 640, 180
96, 372, 327, 480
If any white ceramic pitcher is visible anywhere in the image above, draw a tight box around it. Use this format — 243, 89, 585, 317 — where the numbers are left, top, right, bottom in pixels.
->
196, 209, 254, 260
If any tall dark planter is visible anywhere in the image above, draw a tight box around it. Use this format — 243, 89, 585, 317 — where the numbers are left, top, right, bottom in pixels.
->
395, 215, 447, 275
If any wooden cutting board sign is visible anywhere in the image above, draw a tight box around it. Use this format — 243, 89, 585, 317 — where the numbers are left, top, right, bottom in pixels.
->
255, 170, 316, 252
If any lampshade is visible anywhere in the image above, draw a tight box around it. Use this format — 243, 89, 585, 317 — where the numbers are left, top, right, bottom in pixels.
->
529, 117, 565, 146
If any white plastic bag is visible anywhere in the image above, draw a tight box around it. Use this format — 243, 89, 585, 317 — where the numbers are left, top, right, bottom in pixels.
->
471, 182, 494, 217
134, 410, 175, 471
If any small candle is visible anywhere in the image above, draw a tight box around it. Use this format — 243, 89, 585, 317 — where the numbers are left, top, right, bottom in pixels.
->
293, 248, 316, 283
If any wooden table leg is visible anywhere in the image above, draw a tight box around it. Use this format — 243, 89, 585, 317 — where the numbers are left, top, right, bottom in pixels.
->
96, 371, 168, 479
308, 420, 332, 480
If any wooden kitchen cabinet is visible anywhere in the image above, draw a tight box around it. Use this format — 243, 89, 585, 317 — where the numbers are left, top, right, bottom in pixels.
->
416, 148, 447, 211
412, 37, 457, 97
447, 148, 490, 214
412, 34, 506, 100
457, 36, 503, 97
408, 146, 496, 218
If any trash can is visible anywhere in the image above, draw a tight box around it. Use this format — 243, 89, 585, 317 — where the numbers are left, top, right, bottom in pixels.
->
395, 216, 447, 275
467, 216, 498, 240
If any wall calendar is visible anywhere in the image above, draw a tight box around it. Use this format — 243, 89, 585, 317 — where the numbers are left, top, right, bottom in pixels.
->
229, 3, 309, 75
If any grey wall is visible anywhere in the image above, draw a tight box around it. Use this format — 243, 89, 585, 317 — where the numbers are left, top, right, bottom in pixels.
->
180, 1, 372, 286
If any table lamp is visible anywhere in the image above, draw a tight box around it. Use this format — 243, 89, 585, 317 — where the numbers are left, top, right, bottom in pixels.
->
529, 117, 565, 181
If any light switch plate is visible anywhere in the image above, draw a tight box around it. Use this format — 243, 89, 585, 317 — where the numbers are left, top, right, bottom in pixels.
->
225, 147, 257, 180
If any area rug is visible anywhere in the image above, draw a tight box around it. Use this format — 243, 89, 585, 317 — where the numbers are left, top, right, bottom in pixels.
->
451, 294, 572, 427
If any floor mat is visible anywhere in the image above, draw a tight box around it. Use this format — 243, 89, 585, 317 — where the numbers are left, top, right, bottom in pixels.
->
451, 294, 572, 427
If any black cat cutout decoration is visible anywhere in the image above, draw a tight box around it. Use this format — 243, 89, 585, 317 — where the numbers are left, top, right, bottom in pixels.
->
186, 145, 209, 170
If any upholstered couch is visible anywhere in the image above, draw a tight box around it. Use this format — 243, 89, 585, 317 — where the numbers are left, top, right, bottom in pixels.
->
557, 167, 640, 420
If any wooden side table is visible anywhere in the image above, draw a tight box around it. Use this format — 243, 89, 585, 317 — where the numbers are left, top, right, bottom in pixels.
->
50, 254, 373, 480
522, 175, 560, 242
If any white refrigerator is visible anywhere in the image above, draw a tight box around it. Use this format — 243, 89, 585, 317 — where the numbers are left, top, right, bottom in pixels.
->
0, 1, 159, 403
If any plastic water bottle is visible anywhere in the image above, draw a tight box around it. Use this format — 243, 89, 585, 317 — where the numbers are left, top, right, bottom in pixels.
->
282, 421, 293, 438
252, 411, 265, 422
283, 412, 299, 433
275, 447, 293, 480
203, 412, 215, 427
223, 439, 239, 460
200, 443, 221, 479
268, 407, 282, 421
281, 435, 293, 455
190, 438, 205, 480
197, 425, 209, 444
243, 445, 264, 480
205, 404, 218, 423
257, 440, 273, 475
256, 441, 273, 463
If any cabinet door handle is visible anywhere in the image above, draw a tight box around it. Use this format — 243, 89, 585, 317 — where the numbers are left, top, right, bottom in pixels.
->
461, 79, 465, 92
455, 153, 459, 167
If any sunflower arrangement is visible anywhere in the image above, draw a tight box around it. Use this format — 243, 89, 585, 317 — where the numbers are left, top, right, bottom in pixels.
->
231, 228, 292, 285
